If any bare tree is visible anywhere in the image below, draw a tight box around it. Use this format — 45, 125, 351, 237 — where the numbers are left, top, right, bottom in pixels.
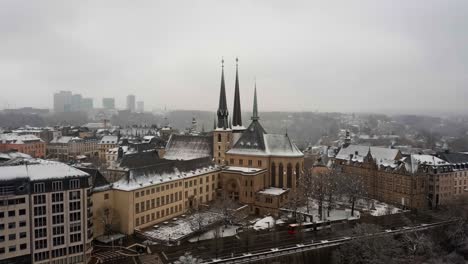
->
338, 173, 366, 217
332, 223, 405, 264
324, 171, 341, 218
285, 185, 307, 222
188, 209, 206, 242
212, 195, 247, 226
98, 207, 119, 238
211, 226, 223, 259
401, 231, 435, 261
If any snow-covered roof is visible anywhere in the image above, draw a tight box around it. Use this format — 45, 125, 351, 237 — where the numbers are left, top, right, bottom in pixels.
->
232, 125, 246, 131
257, 187, 288, 196
99, 135, 118, 144
223, 166, 265, 174
107, 146, 129, 155
112, 162, 220, 191
227, 121, 303, 158
264, 134, 303, 157
50, 136, 82, 144
402, 154, 451, 173
164, 134, 212, 160
0, 151, 32, 160
0, 133, 43, 144
411, 154, 449, 166
335, 145, 401, 163
0, 160, 89, 181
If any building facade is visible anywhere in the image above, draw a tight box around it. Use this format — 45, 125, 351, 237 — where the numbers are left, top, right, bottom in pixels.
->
0, 134, 46, 158
0, 160, 93, 264
211, 59, 304, 216
333, 145, 458, 209
126, 95, 135, 113
47, 137, 99, 161
92, 158, 220, 235
102, 98, 115, 109
98, 136, 118, 162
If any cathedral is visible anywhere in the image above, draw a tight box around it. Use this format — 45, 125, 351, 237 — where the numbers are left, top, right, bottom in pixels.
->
214, 59, 304, 215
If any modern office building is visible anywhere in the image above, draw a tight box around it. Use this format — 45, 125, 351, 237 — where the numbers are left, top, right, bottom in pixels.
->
136, 101, 144, 113
102, 98, 115, 109
53, 91, 72, 113
0, 160, 93, 264
126, 95, 135, 113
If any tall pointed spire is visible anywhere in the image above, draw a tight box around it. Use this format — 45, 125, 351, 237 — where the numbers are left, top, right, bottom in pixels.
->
232, 57, 242, 127
217, 58, 229, 129
252, 81, 259, 121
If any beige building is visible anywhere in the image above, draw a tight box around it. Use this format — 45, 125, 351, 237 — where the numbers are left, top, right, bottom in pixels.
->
212, 62, 304, 216
0, 160, 93, 264
91, 158, 220, 236
98, 136, 118, 162
48, 137, 99, 161
334, 145, 458, 209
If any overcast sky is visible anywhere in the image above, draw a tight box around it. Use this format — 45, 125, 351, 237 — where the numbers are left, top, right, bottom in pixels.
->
1, 0, 467, 114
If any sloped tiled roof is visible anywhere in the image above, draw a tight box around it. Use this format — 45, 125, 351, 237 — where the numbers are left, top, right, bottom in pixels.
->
164, 135, 213, 160
335, 145, 401, 163
227, 120, 303, 157
119, 150, 161, 168
437, 152, 468, 164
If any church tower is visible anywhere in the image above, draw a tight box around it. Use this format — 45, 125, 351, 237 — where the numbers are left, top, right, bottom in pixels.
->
213, 58, 232, 165
231, 58, 245, 146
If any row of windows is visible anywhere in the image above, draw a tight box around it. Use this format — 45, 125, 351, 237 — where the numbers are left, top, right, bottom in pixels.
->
135, 204, 183, 227
271, 162, 300, 188
135, 182, 183, 198
34, 191, 79, 205
135, 174, 218, 199
0, 220, 27, 230
34, 180, 81, 193
0, 232, 27, 242
0, 197, 26, 206
0, 244, 27, 254
229, 158, 262, 167
136, 192, 183, 213
185, 184, 214, 198
0, 209, 26, 218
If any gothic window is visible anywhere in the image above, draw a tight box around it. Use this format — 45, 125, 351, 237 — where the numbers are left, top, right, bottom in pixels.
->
295, 163, 300, 187
279, 163, 284, 188
287, 163, 292, 188
271, 163, 276, 187
217, 134, 222, 142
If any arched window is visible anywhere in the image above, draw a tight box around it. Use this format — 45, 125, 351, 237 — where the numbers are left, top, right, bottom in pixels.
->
295, 163, 300, 187
271, 162, 276, 187
278, 163, 284, 188
287, 163, 292, 188
217, 134, 222, 142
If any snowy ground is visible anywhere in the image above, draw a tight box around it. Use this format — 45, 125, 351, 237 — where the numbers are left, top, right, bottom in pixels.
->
142, 211, 223, 242
367, 200, 402, 216
188, 225, 240, 242
286, 200, 361, 223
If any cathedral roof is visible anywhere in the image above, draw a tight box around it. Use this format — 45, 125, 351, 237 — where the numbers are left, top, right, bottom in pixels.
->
227, 120, 303, 158
164, 134, 213, 160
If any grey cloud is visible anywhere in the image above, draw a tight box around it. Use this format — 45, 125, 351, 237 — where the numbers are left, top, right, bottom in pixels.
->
0, 0, 467, 114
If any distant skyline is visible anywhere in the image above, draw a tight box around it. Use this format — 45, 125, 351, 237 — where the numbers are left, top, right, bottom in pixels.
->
1, 0, 468, 115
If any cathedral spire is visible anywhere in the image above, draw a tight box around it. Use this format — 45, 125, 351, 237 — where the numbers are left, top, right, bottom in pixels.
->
252, 81, 259, 121
232, 57, 242, 127
217, 58, 229, 129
